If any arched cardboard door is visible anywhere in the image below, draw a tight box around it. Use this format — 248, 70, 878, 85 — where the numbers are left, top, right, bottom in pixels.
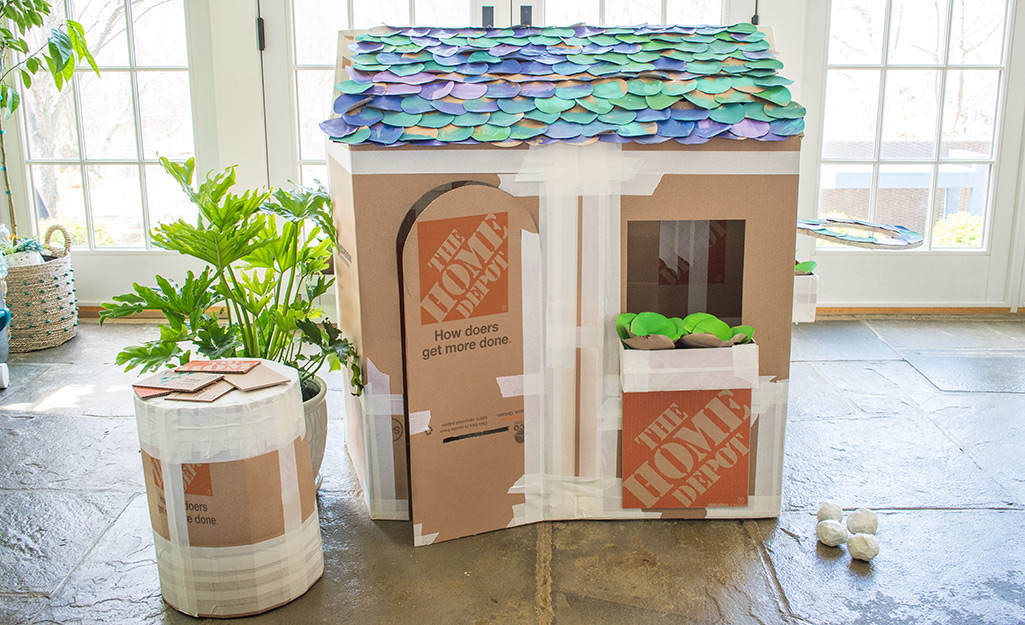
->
400, 184, 539, 545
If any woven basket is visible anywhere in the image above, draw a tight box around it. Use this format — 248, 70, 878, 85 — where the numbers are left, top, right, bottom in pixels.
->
7, 225, 78, 352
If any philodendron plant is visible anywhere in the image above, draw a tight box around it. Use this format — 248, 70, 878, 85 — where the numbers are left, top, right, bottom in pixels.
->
100, 158, 363, 398
617, 311, 754, 350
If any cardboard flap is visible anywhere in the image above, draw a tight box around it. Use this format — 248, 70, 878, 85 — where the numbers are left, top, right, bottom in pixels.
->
400, 184, 539, 545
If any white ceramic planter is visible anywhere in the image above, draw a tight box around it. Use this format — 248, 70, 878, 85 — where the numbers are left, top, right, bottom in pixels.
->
303, 376, 328, 490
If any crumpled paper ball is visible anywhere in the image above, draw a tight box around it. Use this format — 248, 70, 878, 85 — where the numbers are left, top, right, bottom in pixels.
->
817, 500, 843, 523
846, 508, 878, 534
816, 519, 848, 547
848, 533, 880, 561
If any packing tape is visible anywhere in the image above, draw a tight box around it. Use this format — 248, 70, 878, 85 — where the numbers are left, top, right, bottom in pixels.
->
153, 513, 322, 615
792, 274, 818, 323
520, 230, 545, 524
338, 143, 798, 178
409, 410, 431, 435
363, 358, 400, 516
413, 523, 440, 546
620, 343, 760, 393
495, 373, 542, 398
134, 360, 322, 617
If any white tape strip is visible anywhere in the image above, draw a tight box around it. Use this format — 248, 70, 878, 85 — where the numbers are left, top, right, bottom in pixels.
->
409, 410, 431, 435
338, 143, 797, 177
369, 498, 410, 521
413, 523, 440, 546
153, 513, 323, 616
363, 358, 399, 516
520, 230, 545, 525
496, 373, 542, 398
637, 150, 800, 175
620, 343, 760, 393
792, 274, 818, 323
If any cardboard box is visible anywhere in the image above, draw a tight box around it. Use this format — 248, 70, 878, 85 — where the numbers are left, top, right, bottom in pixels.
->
330, 138, 799, 544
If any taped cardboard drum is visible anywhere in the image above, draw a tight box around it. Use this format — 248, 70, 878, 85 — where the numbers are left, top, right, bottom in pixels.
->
133, 360, 323, 618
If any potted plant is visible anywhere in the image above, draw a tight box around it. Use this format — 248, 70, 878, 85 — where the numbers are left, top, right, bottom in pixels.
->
100, 157, 363, 487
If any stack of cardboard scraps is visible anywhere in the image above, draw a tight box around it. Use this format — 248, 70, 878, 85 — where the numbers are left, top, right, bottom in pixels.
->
132, 360, 290, 403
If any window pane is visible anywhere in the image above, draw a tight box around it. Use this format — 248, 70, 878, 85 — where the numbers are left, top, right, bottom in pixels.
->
73, 0, 130, 66
416, 0, 467, 26
132, 0, 188, 67
827, 0, 887, 65
821, 69, 879, 159
25, 2, 66, 52
876, 163, 931, 237
879, 69, 940, 160
294, 0, 349, 65
547, 0, 600, 26
23, 78, 79, 161
145, 163, 196, 226
352, 0, 408, 29
940, 69, 998, 160
666, 0, 722, 24
887, 0, 947, 64
87, 164, 145, 247
949, 0, 1007, 65
604, 0, 661, 25
138, 71, 194, 159
301, 164, 328, 188
79, 72, 139, 159
31, 165, 88, 248
818, 163, 873, 220
932, 163, 987, 248
297, 69, 334, 161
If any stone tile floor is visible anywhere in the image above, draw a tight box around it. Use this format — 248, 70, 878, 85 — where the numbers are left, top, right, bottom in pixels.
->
2, 317, 1025, 624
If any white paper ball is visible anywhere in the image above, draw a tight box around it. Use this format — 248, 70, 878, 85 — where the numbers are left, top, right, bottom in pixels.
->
848, 533, 880, 561
846, 508, 878, 534
816, 520, 848, 547
816, 500, 843, 523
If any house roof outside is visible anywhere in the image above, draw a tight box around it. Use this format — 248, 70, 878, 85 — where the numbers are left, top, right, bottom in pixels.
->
320, 23, 806, 148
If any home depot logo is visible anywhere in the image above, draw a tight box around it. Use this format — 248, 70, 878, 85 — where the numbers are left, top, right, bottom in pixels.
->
622, 389, 751, 509
146, 459, 212, 497
418, 212, 509, 324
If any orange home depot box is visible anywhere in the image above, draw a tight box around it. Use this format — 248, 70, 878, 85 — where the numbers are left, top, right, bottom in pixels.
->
622, 389, 752, 509
619, 344, 759, 511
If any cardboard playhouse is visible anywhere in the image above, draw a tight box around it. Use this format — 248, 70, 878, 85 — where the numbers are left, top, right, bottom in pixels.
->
322, 23, 805, 545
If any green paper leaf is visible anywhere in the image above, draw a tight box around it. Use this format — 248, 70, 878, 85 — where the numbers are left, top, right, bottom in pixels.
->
693, 317, 733, 341
616, 313, 637, 340
795, 260, 817, 274
629, 312, 679, 339
683, 312, 716, 333
731, 325, 755, 344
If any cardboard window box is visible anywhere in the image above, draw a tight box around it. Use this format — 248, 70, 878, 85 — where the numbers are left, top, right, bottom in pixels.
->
793, 273, 818, 324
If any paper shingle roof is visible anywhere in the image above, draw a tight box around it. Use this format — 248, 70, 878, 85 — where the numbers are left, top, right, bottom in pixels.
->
320, 23, 806, 148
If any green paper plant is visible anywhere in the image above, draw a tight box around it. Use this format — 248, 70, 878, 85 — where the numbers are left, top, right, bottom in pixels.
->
1, 1, 98, 237
99, 158, 364, 398
794, 259, 817, 275
617, 311, 754, 349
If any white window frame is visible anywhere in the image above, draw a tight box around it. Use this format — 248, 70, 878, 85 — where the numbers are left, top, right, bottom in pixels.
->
12, 0, 202, 250
812, 0, 1014, 254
